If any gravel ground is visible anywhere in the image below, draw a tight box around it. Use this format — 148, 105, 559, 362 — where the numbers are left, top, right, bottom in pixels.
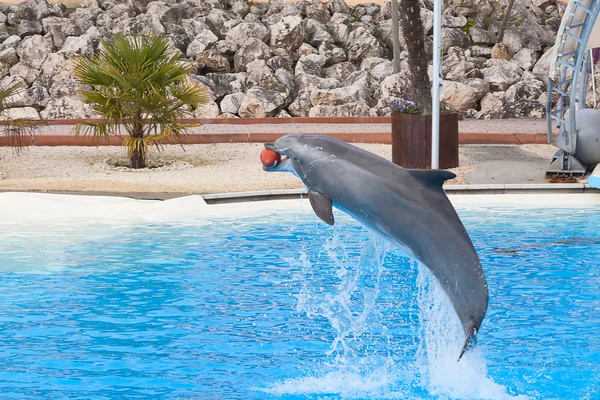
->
0, 143, 556, 194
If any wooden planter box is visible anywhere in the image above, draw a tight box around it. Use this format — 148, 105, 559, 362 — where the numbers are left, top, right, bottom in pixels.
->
391, 113, 459, 169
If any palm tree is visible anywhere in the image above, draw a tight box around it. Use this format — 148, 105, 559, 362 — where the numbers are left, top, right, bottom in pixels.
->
0, 84, 38, 150
74, 32, 211, 169
398, 0, 432, 114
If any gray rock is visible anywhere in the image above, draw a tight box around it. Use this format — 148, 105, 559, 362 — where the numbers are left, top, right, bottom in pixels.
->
305, 19, 333, 47
298, 43, 318, 56
220, 92, 246, 114
442, 28, 470, 52
469, 45, 492, 58
324, 61, 356, 82
295, 54, 326, 76
504, 78, 545, 118
483, 59, 523, 91
213, 40, 238, 56
2, 35, 22, 50
249, 2, 270, 17
0, 47, 18, 66
206, 9, 243, 39
353, 3, 380, 18
206, 72, 247, 101
309, 102, 370, 117
18, 20, 43, 37
276, 110, 292, 118
470, 28, 495, 45
42, 17, 79, 49
270, 15, 305, 51
233, 38, 272, 72
512, 47, 539, 71
226, 22, 269, 44
296, 72, 339, 90
346, 27, 383, 62
58, 27, 100, 57
532, 45, 555, 84
192, 100, 220, 118
443, 13, 467, 29
377, 72, 412, 99
306, 1, 330, 23
4, 106, 40, 120
443, 60, 477, 82
40, 98, 99, 119
440, 80, 483, 110
477, 92, 505, 119
16, 34, 52, 70
197, 50, 231, 73
186, 29, 219, 58
370, 60, 394, 82
6, 84, 50, 109
69, 7, 102, 34
231, 0, 250, 18
328, 0, 351, 15
318, 41, 346, 66
238, 87, 285, 117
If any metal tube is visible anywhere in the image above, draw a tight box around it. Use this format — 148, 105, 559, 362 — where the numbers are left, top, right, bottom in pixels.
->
432, 0, 441, 169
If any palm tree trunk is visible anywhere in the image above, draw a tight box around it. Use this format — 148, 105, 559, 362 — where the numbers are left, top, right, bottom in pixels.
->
391, 0, 402, 73
130, 117, 146, 169
496, 0, 516, 43
398, 0, 432, 114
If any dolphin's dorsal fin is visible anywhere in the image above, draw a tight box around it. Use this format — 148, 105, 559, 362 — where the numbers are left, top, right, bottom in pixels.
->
308, 189, 334, 226
407, 169, 456, 189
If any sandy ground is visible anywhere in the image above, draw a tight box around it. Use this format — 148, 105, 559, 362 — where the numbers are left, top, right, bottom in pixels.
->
0, 143, 484, 194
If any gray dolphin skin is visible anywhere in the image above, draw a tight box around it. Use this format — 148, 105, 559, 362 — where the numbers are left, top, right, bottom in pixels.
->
263, 134, 488, 360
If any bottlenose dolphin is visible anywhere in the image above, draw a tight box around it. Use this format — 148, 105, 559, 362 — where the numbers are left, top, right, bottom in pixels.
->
263, 134, 488, 360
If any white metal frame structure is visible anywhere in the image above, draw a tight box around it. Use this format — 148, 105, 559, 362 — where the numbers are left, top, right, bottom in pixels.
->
546, 0, 600, 177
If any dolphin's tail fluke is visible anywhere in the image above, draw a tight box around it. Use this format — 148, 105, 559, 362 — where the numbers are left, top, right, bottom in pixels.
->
458, 320, 478, 361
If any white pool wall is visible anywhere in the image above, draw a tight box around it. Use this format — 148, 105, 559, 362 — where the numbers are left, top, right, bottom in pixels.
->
1, 192, 600, 225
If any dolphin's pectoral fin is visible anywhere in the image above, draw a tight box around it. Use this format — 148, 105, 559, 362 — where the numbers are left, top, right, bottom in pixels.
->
407, 169, 456, 190
458, 320, 478, 361
308, 189, 335, 226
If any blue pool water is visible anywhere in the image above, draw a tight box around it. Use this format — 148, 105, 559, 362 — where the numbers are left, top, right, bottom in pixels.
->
0, 204, 599, 399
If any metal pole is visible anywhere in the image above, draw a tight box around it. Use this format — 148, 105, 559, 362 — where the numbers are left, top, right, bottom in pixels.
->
432, 0, 441, 169
591, 49, 597, 108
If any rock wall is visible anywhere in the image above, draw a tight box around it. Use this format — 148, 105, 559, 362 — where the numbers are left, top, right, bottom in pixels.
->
0, 0, 570, 120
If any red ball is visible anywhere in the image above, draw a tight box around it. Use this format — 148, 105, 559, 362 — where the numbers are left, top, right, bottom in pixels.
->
260, 148, 281, 167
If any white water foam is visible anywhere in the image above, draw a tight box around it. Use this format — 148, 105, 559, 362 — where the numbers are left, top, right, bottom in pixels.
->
262, 229, 529, 399
415, 265, 529, 400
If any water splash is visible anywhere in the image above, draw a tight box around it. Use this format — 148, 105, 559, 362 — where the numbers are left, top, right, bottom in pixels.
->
415, 265, 529, 400
267, 228, 528, 399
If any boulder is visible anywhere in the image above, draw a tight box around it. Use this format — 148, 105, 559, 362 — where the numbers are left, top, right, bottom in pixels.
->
220, 92, 246, 115
309, 102, 370, 117
442, 27, 470, 52
269, 15, 305, 51
477, 92, 505, 119
328, 0, 351, 15
238, 87, 286, 118
16, 34, 53, 70
306, 1, 330, 23
532, 45, 555, 83
206, 9, 243, 39
186, 29, 219, 58
4, 106, 40, 120
377, 72, 412, 100
40, 98, 99, 119
483, 60, 523, 92
295, 54, 326, 76
197, 50, 231, 73
346, 27, 384, 62
296, 72, 339, 90
42, 17, 79, 49
0, 47, 18, 66
318, 42, 347, 66
192, 100, 220, 118
58, 27, 100, 57
9, 63, 40, 85
441, 80, 484, 110
206, 72, 247, 101
18, 20, 43, 37
512, 48, 540, 71
233, 38, 272, 72
225, 22, 269, 44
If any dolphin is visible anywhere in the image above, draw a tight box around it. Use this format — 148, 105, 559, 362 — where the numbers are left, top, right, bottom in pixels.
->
263, 134, 488, 360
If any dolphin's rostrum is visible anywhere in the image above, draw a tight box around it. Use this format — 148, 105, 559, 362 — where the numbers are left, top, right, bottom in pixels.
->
263, 134, 488, 360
